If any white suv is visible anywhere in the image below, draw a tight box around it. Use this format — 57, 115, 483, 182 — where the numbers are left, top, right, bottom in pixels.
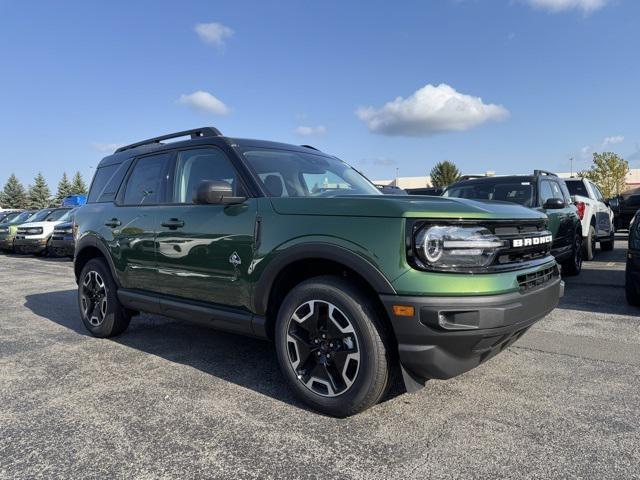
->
14, 207, 72, 256
564, 178, 614, 260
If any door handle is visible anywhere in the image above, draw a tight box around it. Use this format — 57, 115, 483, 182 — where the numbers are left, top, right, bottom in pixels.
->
161, 218, 185, 230
104, 218, 121, 228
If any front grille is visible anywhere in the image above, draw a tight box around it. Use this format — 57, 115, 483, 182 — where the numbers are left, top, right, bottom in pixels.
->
487, 221, 552, 267
517, 265, 558, 291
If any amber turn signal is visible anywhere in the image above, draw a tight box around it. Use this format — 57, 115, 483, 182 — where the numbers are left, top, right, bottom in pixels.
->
392, 305, 415, 317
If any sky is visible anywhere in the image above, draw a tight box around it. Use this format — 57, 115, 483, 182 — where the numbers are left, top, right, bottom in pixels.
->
0, 0, 639, 188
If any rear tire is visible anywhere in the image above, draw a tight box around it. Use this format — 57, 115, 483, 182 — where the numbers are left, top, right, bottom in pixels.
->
600, 229, 615, 252
582, 225, 596, 260
274, 276, 392, 417
78, 258, 131, 338
625, 266, 640, 306
561, 233, 582, 276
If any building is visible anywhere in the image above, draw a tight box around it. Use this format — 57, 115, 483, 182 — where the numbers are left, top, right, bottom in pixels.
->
375, 168, 640, 192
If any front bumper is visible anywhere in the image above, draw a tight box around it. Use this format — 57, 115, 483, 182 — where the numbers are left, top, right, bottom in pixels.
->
14, 236, 49, 253
50, 237, 75, 257
0, 236, 15, 250
381, 276, 563, 383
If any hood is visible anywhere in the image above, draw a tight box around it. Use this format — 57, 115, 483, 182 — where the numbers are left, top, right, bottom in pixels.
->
19, 221, 61, 229
269, 195, 547, 220
54, 221, 73, 230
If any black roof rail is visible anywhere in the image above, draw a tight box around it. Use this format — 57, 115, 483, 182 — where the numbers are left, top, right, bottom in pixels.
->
115, 127, 223, 153
533, 169, 557, 177
459, 174, 486, 181
300, 144, 319, 151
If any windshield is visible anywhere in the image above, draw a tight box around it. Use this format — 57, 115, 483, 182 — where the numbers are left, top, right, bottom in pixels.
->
45, 208, 71, 222
7, 211, 33, 224
27, 209, 54, 223
57, 208, 76, 223
565, 180, 588, 197
0, 212, 20, 223
445, 179, 535, 207
242, 149, 381, 197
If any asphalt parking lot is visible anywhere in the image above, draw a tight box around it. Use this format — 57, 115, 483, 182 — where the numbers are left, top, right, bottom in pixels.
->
1, 236, 639, 479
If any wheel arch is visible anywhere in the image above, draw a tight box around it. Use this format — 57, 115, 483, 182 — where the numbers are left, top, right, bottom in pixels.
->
74, 235, 121, 287
253, 243, 397, 340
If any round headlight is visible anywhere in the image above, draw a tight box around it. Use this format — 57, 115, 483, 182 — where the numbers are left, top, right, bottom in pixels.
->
423, 228, 444, 262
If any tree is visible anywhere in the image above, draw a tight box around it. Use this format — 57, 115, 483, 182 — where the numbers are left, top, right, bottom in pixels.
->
28, 172, 51, 209
70, 171, 88, 195
0, 174, 28, 209
54, 172, 73, 205
579, 152, 629, 198
429, 161, 460, 188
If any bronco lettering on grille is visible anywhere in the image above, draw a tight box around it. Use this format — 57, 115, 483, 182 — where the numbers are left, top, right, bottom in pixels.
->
512, 235, 552, 248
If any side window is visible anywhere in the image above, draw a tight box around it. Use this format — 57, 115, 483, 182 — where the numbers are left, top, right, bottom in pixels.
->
540, 180, 555, 205
173, 147, 244, 204
548, 181, 565, 205
591, 183, 604, 201
123, 153, 171, 205
559, 181, 572, 204
87, 164, 118, 203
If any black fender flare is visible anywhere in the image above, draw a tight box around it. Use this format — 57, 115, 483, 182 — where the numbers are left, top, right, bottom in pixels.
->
251, 242, 397, 316
74, 235, 122, 287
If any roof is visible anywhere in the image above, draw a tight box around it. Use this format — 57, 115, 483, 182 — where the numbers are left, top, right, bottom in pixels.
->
96, 128, 329, 169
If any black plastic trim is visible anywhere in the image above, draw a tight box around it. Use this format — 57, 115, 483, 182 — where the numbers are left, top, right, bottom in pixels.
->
252, 243, 396, 315
74, 235, 122, 287
117, 289, 268, 339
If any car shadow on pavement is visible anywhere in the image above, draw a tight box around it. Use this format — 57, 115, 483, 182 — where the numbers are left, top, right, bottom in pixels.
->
24, 289, 404, 414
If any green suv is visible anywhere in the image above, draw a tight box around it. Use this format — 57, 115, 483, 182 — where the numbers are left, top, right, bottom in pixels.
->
74, 127, 563, 417
444, 171, 583, 275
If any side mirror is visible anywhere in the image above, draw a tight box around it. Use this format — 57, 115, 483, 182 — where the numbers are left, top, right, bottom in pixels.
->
193, 180, 246, 205
543, 198, 565, 210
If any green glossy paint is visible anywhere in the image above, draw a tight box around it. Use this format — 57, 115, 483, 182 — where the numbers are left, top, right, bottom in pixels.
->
77, 192, 554, 314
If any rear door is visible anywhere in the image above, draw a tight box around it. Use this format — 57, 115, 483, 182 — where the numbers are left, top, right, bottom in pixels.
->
154, 146, 257, 310
107, 151, 172, 291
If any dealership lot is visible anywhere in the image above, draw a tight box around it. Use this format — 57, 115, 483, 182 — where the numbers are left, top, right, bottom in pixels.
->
1, 237, 638, 479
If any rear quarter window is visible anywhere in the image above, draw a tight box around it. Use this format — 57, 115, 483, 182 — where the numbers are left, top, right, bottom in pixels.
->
87, 160, 131, 203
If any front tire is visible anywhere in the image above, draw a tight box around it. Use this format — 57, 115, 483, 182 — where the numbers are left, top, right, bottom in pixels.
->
561, 233, 582, 276
78, 258, 131, 337
274, 276, 392, 417
600, 229, 615, 252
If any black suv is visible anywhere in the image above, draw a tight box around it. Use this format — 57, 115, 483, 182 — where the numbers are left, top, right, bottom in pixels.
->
444, 170, 583, 275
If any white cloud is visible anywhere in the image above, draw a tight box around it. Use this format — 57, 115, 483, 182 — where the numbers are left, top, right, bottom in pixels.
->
177, 91, 230, 115
295, 125, 327, 137
356, 83, 509, 137
525, 0, 608, 14
194, 22, 234, 49
603, 135, 624, 146
91, 143, 123, 154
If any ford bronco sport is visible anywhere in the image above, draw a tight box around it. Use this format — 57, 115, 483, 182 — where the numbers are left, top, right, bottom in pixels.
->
74, 127, 564, 417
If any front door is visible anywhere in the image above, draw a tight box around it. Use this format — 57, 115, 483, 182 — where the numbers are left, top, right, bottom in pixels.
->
154, 146, 257, 310
539, 179, 572, 258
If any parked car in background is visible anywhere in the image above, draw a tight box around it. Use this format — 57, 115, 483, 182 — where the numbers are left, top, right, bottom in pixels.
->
0, 210, 37, 252
0, 210, 22, 223
407, 187, 444, 196
444, 170, 583, 275
563, 178, 615, 260
625, 210, 640, 306
615, 191, 640, 230
375, 184, 408, 195
73, 127, 563, 417
49, 208, 78, 258
13, 207, 71, 256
